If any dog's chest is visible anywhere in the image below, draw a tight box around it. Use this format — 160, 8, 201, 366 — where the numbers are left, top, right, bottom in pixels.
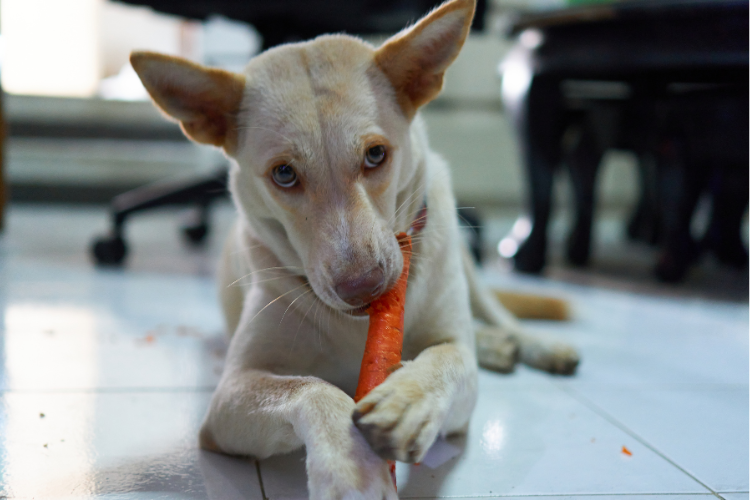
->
252, 311, 370, 394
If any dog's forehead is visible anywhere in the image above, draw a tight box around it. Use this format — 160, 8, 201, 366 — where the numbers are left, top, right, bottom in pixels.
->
242, 36, 392, 160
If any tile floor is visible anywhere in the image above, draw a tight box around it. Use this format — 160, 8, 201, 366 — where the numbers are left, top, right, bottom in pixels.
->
0, 204, 747, 500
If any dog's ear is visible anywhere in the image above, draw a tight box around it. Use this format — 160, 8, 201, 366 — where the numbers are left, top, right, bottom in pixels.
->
130, 51, 245, 151
375, 0, 475, 117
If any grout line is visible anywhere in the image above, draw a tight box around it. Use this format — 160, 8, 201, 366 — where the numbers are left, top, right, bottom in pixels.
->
556, 384, 723, 499
550, 383, 749, 391
400, 493, 719, 499
255, 460, 269, 500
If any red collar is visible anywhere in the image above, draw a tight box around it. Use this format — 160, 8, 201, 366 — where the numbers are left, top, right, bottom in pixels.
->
407, 201, 427, 236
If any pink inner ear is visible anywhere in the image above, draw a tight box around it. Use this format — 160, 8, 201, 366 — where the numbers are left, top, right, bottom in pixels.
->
374, 1, 474, 115
132, 52, 246, 149
419, 27, 464, 73
158, 87, 204, 122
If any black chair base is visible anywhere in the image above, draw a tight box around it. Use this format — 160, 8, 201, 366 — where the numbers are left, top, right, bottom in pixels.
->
91, 168, 228, 266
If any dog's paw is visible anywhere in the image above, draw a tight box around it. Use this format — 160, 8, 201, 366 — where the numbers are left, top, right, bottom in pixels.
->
519, 334, 580, 375
543, 343, 579, 375
351, 364, 447, 463
475, 325, 520, 373
307, 427, 397, 500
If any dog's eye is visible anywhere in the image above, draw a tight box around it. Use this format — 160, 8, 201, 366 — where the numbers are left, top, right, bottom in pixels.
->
272, 164, 298, 188
364, 145, 386, 168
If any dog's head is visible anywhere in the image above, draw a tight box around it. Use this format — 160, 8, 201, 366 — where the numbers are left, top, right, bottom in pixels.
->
131, 0, 474, 314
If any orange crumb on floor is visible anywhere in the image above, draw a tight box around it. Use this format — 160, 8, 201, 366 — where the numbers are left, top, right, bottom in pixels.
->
621, 445, 632, 456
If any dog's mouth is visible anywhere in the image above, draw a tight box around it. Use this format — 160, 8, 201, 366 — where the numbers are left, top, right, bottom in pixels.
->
342, 303, 371, 317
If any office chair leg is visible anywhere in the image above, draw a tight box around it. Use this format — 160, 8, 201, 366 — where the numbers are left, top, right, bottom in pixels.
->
90, 169, 228, 266
181, 202, 211, 246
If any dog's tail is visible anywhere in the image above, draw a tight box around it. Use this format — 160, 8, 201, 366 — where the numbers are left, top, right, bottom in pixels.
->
462, 245, 579, 375
493, 290, 569, 321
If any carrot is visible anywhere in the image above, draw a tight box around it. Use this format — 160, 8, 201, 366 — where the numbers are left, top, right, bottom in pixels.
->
354, 232, 412, 487
355, 232, 412, 401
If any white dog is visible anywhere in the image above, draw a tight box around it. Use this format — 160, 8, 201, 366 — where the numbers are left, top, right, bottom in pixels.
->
131, 0, 578, 497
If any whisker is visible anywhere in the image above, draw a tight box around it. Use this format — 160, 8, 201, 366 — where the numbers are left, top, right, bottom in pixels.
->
390, 185, 425, 226
313, 300, 324, 351
390, 170, 452, 228
228, 266, 305, 287
245, 282, 311, 327
279, 287, 313, 329
326, 297, 333, 345
230, 243, 265, 256
457, 213, 484, 233
236, 275, 307, 288
389, 175, 432, 226
291, 289, 321, 353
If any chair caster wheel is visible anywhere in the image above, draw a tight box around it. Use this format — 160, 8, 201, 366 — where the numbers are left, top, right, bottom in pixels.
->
182, 223, 208, 246
92, 235, 127, 266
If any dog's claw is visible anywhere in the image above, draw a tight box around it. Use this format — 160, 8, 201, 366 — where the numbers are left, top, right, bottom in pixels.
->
352, 372, 444, 464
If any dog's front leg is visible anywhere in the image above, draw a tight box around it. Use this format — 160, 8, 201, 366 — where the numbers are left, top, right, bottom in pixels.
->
200, 369, 397, 499
352, 342, 478, 463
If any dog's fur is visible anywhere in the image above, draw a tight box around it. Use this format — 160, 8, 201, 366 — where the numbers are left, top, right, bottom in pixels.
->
131, 1, 578, 497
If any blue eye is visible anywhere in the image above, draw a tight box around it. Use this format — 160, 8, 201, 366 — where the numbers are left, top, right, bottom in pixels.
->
364, 145, 386, 168
272, 164, 298, 188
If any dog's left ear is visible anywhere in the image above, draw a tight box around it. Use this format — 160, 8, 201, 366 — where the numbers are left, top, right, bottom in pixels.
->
375, 0, 475, 117
130, 51, 245, 152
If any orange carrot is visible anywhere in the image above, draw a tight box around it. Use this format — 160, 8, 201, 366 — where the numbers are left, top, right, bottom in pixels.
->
355, 232, 412, 401
354, 232, 412, 487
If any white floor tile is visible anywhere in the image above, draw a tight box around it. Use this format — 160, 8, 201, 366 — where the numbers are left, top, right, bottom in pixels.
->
0, 392, 263, 499
481, 272, 749, 387
258, 450, 309, 500
721, 493, 750, 500
1, 205, 747, 499
394, 371, 710, 498
257, 371, 709, 499
1, 261, 226, 391
443, 496, 716, 500
569, 386, 749, 493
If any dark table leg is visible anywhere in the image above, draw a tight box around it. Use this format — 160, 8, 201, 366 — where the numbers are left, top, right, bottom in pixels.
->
702, 162, 749, 267
653, 139, 705, 282
626, 153, 661, 245
565, 117, 604, 267
510, 76, 564, 274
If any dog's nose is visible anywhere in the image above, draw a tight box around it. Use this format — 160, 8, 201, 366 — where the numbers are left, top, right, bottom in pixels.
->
335, 266, 385, 306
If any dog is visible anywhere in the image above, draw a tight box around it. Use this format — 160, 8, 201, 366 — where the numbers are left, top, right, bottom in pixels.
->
131, 0, 579, 497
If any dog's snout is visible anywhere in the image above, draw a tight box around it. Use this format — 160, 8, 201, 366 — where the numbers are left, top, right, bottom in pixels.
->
335, 267, 385, 306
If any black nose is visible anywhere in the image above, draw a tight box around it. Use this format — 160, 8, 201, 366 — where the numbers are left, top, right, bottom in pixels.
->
334, 267, 385, 306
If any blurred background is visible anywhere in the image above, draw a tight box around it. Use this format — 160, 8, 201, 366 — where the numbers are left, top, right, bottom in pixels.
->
0, 0, 746, 299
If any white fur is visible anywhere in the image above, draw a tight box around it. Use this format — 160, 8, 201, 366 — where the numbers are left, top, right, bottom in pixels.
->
132, 1, 578, 497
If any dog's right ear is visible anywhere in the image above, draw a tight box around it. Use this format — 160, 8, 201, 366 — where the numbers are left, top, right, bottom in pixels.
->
375, 0, 475, 118
130, 51, 245, 151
